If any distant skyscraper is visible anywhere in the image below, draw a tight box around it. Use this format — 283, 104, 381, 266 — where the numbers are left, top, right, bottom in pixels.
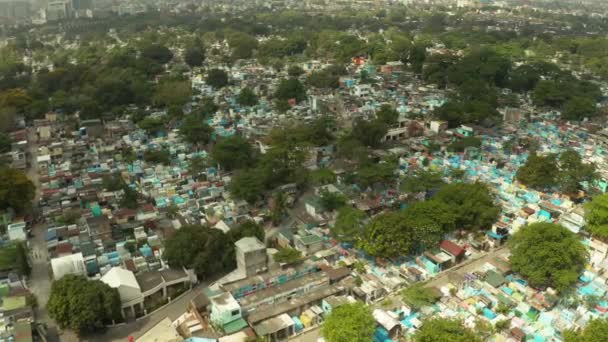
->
0, 0, 31, 21
46, 0, 70, 21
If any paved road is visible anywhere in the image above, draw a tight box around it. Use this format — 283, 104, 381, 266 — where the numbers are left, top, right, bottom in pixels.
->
93, 286, 206, 342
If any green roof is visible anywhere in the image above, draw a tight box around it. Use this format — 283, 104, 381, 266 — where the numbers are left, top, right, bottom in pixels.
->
2, 296, 27, 311
299, 234, 322, 246
485, 270, 506, 288
223, 317, 248, 334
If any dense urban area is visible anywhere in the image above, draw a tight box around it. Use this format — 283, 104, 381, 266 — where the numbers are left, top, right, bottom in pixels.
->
1, 0, 608, 341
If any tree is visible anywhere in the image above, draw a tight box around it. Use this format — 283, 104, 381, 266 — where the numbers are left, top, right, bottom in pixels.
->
270, 191, 287, 226
557, 150, 597, 194
141, 44, 173, 64
564, 318, 608, 342
307, 70, 339, 89
153, 80, 192, 108
433, 182, 499, 232
517, 151, 596, 194
509, 223, 587, 292
212, 135, 254, 171
401, 171, 445, 194
405, 200, 456, 245
184, 46, 205, 68
0, 133, 11, 153
359, 212, 413, 258
143, 149, 171, 165
180, 114, 213, 145
229, 169, 266, 203
562, 96, 597, 121
322, 303, 375, 342
414, 318, 482, 342
310, 168, 336, 185
237, 87, 258, 106
274, 78, 306, 102
351, 119, 387, 148
164, 224, 255, 279
230, 221, 265, 244
273, 247, 302, 264
375, 104, 399, 126
206, 69, 228, 89
585, 194, 608, 239
402, 284, 441, 310
0, 168, 34, 214
332, 206, 366, 244
319, 190, 347, 212
287, 65, 304, 77
188, 156, 208, 179
447, 137, 482, 152
47, 275, 121, 335
15, 241, 30, 276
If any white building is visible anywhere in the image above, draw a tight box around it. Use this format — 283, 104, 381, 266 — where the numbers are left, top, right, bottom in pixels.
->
50, 252, 86, 279
101, 267, 143, 317
7, 222, 26, 241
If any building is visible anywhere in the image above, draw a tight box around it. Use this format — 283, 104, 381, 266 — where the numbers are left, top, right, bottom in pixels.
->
46, 0, 70, 21
235, 237, 267, 277
209, 292, 248, 334
50, 252, 86, 279
100, 267, 143, 318
7, 221, 26, 241
0, 0, 30, 21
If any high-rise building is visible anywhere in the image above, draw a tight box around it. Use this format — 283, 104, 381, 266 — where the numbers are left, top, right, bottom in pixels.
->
0, 0, 31, 21
46, 0, 70, 21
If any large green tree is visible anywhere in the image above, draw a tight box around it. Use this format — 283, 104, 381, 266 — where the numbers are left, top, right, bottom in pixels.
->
274, 78, 306, 102
584, 194, 608, 239
211, 135, 255, 171
47, 275, 122, 335
433, 182, 499, 232
414, 318, 482, 342
509, 223, 587, 292
359, 212, 413, 258
322, 303, 375, 342
516, 153, 559, 190
332, 206, 366, 244
237, 87, 258, 107
0, 168, 34, 214
564, 318, 608, 342
179, 114, 213, 145
206, 69, 229, 89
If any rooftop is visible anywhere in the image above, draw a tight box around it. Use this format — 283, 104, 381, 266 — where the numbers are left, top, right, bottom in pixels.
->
247, 285, 343, 324
235, 237, 265, 253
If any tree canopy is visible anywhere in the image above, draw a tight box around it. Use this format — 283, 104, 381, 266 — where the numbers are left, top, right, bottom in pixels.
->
47, 275, 122, 335
164, 223, 264, 279
414, 318, 482, 342
584, 194, 608, 239
564, 318, 608, 342
0, 168, 35, 214
211, 135, 255, 171
322, 303, 375, 342
516, 150, 596, 194
332, 206, 366, 244
274, 78, 306, 102
237, 87, 258, 106
433, 182, 499, 232
509, 222, 587, 292
206, 68, 229, 88
179, 114, 214, 145
402, 284, 441, 310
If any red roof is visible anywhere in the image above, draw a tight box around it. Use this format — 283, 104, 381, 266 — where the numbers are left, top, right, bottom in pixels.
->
440, 240, 465, 257
56, 243, 73, 255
